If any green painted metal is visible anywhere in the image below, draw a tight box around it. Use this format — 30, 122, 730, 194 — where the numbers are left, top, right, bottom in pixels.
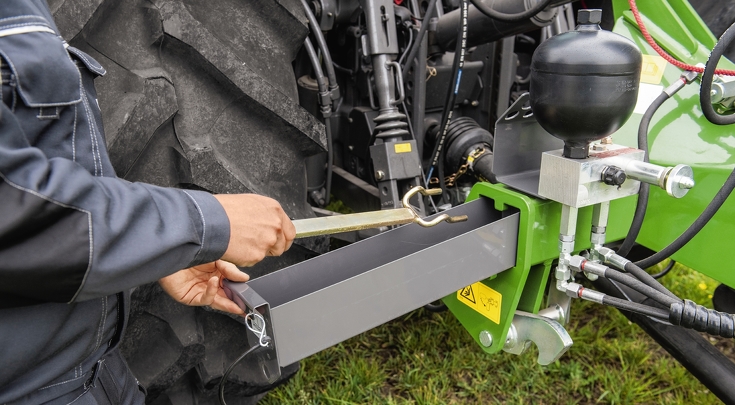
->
610, 2, 735, 287
448, 0, 735, 355
444, 183, 635, 354
612, 0, 716, 62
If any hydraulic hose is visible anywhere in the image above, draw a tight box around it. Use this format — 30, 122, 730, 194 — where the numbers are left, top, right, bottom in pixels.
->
300, 0, 339, 98
304, 38, 329, 102
617, 73, 694, 258
428, 0, 468, 186
652, 259, 675, 279
574, 284, 670, 319
601, 295, 670, 320
700, 19, 735, 125
615, 93, 668, 257
324, 121, 334, 204
468, 0, 553, 22
219, 345, 260, 405
397, 27, 414, 67
602, 267, 681, 307
304, 38, 334, 205
402, 0, 438, 79
623, 261, 679, 301
635, 167, 735, 269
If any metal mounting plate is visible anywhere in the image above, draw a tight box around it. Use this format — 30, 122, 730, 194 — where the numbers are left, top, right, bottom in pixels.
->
492, 92, 563, 199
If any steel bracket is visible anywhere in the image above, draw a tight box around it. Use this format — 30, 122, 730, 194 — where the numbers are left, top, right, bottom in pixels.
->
503, 310, 573, 365
222, 282, 282, 383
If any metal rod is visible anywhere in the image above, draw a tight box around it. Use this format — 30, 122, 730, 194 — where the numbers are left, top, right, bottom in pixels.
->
293, 186, 468, 238
294, 208, 416, 237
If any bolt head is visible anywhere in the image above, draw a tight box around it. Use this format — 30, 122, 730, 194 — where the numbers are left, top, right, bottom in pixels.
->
375, 170, 385, 180
666, 164, 694, 198
577, 9, 602, 25
479, 330, 493, 347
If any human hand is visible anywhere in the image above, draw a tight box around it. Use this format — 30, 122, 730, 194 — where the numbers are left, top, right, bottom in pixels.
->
214, 194, 296, 267
159, 260, 249, 315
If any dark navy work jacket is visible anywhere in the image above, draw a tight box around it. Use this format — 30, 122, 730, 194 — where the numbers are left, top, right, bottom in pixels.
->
0, 1, 231, 403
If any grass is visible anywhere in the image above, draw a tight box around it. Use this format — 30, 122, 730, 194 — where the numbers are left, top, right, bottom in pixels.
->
260, 261, 728, 404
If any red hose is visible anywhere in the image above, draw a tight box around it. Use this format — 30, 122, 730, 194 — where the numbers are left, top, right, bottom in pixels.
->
628, 0, 735, 76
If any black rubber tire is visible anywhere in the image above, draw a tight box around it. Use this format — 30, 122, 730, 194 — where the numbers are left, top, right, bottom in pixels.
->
48, 0, 327, 402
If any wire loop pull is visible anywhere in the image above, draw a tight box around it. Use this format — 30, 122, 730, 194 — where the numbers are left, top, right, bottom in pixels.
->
245, 311, 270, 347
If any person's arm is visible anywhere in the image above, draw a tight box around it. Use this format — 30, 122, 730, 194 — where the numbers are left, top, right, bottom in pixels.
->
0, 101, 292, 306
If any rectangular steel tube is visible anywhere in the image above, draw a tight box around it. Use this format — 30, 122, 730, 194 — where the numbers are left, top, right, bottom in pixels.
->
247, 197, 519, 366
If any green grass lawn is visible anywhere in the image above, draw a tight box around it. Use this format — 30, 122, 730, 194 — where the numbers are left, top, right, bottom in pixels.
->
261, 261, 728, 404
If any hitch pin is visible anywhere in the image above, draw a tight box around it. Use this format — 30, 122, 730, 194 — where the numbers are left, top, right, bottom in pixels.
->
293, 186, 468, 238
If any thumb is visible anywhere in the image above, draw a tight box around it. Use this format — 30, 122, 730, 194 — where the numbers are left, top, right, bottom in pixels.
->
216, 260, 250, 282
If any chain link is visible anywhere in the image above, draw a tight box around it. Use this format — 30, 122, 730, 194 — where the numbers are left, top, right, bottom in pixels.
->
444, 147, 486, 187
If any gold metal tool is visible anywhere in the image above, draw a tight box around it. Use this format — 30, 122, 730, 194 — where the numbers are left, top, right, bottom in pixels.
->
293, 186, 468, 238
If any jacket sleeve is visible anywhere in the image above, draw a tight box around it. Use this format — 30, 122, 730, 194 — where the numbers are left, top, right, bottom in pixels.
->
0, 102, 231, 304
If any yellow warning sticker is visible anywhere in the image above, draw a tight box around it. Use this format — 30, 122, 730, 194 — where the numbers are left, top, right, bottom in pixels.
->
457, 282, 502, 324
640, 54, 667, 85
394, 143, 412, 153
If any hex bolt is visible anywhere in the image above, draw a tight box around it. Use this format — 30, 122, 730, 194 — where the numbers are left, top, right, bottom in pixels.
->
577, 9, 602, 25
479, 330, 493, 347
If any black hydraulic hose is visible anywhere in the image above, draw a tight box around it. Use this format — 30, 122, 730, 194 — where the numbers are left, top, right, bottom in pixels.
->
624, 260, 680, 301
700, 20, 735, 125
397, 26, 414, 67
428, 0, 468, 175
635, 166, 735, 269
603, 268, 681, 307
468, 0, 554, 22
402, 0, 438, 79
219, 344, 260, 405
304, 38, 334, 205
600, 295, 670, 320
616, 92, 669, 257
324, 121, 334, 204
300, 0, 339, 97
652, 259, 676, 279
304, 38, 329, 97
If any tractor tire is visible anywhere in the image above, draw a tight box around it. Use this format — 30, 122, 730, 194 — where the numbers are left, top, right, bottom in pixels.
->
47, 0, 328, 402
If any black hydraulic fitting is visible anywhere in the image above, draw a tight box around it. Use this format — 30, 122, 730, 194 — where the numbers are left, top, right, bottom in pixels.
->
601, 165, 626, 187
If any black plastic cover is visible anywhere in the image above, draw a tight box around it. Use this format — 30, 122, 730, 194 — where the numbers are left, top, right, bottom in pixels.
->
529, 9, 642, 158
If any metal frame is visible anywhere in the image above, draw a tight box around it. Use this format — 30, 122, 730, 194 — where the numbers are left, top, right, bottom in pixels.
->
234, 197, 519, 367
